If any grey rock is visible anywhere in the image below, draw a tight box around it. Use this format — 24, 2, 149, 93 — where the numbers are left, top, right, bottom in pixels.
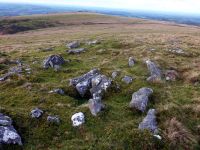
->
87, 40, 99, 45
48, 88, 65, 95
129, 87, 153, 112
43, 55, 65, 69
169, 48, 185, 54
31, 108, 43, 118
47, 116, 60, 124
0, 114, 12, 126
146, 60, 162, 82
0, 126, 22, 145
88, 97, 105, 116
68, 48, 86, 54
76, 79, 91, 97
128, 57, 135, 67
165, 70, 179, 81
67, 41, 80, 49
111, 71, 119, 79
71, 112, 85, 127
122, 76, 133, 84
138, 109, 158, 134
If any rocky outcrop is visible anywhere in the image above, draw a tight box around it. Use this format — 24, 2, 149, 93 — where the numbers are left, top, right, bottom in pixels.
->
71, 112, 85, 127
129, 87, 153, 112
0, 114, 22, 145
138, 109, 158, 134
146, 60, 162, 82
43, 55, 65, 69
67, 41, 80, 49
68, 48, 86, 54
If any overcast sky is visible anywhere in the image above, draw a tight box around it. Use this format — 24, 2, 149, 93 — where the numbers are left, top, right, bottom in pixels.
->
1, 0, 200, 15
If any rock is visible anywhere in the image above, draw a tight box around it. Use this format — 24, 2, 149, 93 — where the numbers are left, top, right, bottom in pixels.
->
48, 88, 65, 95
111, 71, 120, 79
122, 76, 133, 84
43, 55, 65, 69
146, 60, 162, 82
68, 48, 86, 54
129, 87, 153, 112
47, 116, 60, 124
31, 108, 43, 118
0, 114, 12, 126
0, 73, 13, 82
0, 114, 22, 145
67, 41, 80, 49
71, 112, 85, 127
42, 47, 53, 52
169, 48, 185, 55
75, 80, 91, 97
87, 40, 99, 45
165, 70, 179, 81
0, 126, 22, 145
88, 97, 105, 116
138, 109, 158, 134
128, 57, 135, 67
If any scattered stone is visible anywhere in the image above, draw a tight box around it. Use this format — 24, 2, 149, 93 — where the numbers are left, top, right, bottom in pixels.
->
43, 55, 65, 69
122, 76, 133, 84
71, 112, 85, 127
153, 134, 162, 140
0, 113, 22, 145
67, 41, 80, 49
128, 57, 135, 67
169, 48, 185, 55
87, 40, 99, 45
146, 60, 162, 82
47, 116, 60, 124
48, 88, 65, 95
111, 71, 120, 79
68, 48, 86, 54
138, 109, 158, 134
88, 97, 105, 116
129, 87, 153, 112
164, 70, 179, 81
148, 48, 156, 51
31, 108, 43, 118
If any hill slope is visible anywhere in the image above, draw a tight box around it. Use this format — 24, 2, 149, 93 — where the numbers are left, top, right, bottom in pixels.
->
0, 13, 200, 149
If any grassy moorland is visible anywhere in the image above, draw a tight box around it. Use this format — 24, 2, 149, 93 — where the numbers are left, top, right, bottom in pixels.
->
0, 13, 200, 149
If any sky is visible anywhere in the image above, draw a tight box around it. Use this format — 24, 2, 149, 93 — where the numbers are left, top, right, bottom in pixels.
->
0, 0, 200, 15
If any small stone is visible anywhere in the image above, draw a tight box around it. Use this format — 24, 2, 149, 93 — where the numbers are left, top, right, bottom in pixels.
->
111, 71, 120, 79
43, 55, 65, 69
129, 87, 153, 112
47, 116, 60, 124
128, 57, 135, 67
153, 134, 162, 140
31, 108, 43, 118
71, 112, 85, 127
68, 48, 86, 54
165, 70, 179, 81
0, 114, 12, 126
87, 40, 99, 45
48, 89, 65, 95
139, 109, 158, 134
146, 60, 162, 82
67, 41, 80, 49
122, 76, 133, 84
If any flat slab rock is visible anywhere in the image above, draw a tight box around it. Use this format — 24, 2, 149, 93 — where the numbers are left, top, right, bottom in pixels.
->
0, 114, 22, 145
67, 48, 86, 54
48, 88, 65, 95
71, 112, 85, 127
146, 60, 162, 82
129, 87, 153, 112
139, 109, 158, 134
43, 55, 65, 69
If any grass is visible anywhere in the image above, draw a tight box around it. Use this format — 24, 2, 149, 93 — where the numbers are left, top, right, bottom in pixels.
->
0, 13, 200, 149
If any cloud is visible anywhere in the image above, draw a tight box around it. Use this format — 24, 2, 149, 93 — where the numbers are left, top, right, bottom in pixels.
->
1, 0, 200, 14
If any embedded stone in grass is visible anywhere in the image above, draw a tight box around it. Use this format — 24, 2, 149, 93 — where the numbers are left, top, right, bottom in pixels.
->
71, 112, 85, 127
0, 114, 22, 145
128, 57, 135, 67
88, 97, 105, 116
67, 48, 86, 54
67, 41, 80, 49
111, 71, 120, 79
47, 116, 60, 124
31, 108, 43, 118
48, 88, 65, 95
86, 40, 100, 45
122, 75, 133, 84
129, 87, 153, 112
145, 60, 162, 82
165, 70, 179, 81
138, 109, 158, 134
43, 55, 65, 69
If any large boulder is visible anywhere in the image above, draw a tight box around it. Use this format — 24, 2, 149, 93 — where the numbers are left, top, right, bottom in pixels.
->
145, 60, 162, 82
138, 109, 158, 134
71, 112, 85, 127
0, 114, 22, 145
67, 41, 80, 49
88, 97, 105, 116
68, 48, 86, 54
129, 87, 153, 112
128, 57, 135, 67
43, 55, 65, 69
